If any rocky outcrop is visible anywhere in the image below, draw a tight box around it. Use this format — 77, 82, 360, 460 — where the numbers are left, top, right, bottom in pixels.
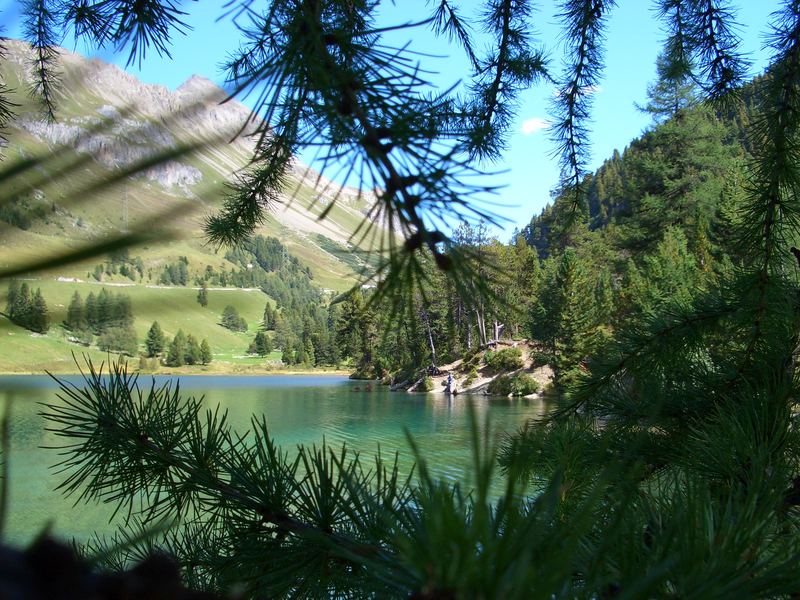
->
3, 40, 258, 193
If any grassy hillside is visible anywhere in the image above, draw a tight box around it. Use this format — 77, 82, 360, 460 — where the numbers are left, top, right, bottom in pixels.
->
0, 40, 387, 285
0, 41, 393, 372
0, 279, 292, 373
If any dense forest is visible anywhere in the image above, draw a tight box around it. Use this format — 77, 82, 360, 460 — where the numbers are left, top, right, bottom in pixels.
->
338, 67, 760, 391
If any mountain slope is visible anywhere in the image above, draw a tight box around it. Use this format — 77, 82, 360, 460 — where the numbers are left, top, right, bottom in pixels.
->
0, 40, 387, 373
0, 39, 383, 291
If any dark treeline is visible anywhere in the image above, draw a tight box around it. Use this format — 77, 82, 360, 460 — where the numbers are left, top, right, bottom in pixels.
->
65, 288, 137, 354
92, 249, 145, 282
5, 280, 49, 333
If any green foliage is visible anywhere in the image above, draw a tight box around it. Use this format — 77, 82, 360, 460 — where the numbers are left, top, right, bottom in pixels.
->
280, 340, 294, 366
262, 303, 276, 330
199, 339, 212, 365
530, 248, 601, 389
82, 289, 134, 335
220, 305, 247, 333
97, 325, 137, 356
335, 290, 378, 376
0, 193, 50, 230
463, 367, 478, 387
639, 51, 700, 122
65, 291, 86, 331
6, 281, 50, 333
487, 372, 539, 397
160, 257, 189, 286
92, 251, 143, 282
165, 330, 186, 367
145, 321, 165, 358
463, 351, 482, 371
247, 331, 272, 357
419, 375, 434, 392
185, 334, 201, 366
196, 282, 208, 308
484, 347, 524, 371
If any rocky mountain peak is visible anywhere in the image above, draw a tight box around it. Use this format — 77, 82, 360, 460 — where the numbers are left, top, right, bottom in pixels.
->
176, 75, 226, 101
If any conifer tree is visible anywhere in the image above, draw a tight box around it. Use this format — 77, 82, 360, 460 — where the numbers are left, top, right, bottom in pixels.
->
165, 330, 187, 367
6, 282, 33, 331
199, 339, 212, 365
639, 51, 699, 122
84, 292, 97, 332
96, 289, 111, 333
281, 340, 294, 366
29, 288, 49, 334
145, 321, 165, 358
13, 282, 31, 325
5, 279, 19, 317
248, 331, 272, 357
111, 294, 133, 329
185, 334, 201, 366
262, 303, 275, 330
220, 305, 247, 332
531, 249, 599, 389
196, 282, 208, 308
304, 338, 315, 366
65, 291, 86, 331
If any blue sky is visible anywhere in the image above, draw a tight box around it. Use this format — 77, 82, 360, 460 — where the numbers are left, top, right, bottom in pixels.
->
0, 1, 783, 239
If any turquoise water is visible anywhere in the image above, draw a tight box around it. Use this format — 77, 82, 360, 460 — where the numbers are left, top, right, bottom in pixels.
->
0, 374, 549, 544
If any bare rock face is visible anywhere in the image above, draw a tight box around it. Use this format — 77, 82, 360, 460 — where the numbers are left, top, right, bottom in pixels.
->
2, 40, 260, 193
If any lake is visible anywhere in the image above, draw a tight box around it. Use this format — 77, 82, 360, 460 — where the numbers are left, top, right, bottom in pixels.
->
0, 374, 549, 545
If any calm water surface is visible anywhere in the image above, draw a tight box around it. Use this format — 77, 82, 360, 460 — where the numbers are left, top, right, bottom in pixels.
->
0, 374, 549, 544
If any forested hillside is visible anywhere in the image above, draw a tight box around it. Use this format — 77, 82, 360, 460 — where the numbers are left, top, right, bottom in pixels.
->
346, 67, 765, 391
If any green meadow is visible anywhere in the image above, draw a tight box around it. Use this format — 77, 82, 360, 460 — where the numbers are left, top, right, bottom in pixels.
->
0, 278, 310, 373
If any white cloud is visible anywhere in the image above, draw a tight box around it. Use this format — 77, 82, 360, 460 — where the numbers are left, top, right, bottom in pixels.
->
521, 117, 550, 135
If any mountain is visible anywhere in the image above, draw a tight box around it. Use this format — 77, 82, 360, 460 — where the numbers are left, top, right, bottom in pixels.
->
0, 40, 384, 373
0, 39, 382, 291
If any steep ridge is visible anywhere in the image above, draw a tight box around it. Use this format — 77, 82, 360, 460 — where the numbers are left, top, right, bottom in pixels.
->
0, 39, 382, 290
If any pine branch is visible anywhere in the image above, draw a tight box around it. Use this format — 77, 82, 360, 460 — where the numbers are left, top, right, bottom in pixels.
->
733, 1, 800, 379
462, 0, 548, 161
22, 0, 61, 120
42, 359, 407, 593
687, 0, 747, 100
551, 0, 615, 224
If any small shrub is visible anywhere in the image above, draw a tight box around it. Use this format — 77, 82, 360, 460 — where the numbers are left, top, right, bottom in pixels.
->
487, 372, 539, 397
484, 347, 524, 371
530, 351, 551, 368
464, 367, 478, 387
97, 326, 138, 356
420, 375, 434, 392
463, 350, 482, 370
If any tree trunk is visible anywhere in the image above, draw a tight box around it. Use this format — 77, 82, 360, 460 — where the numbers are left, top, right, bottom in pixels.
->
475, 308, 487, 346
421, 309, 437, 366
493, 321, 504, 342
